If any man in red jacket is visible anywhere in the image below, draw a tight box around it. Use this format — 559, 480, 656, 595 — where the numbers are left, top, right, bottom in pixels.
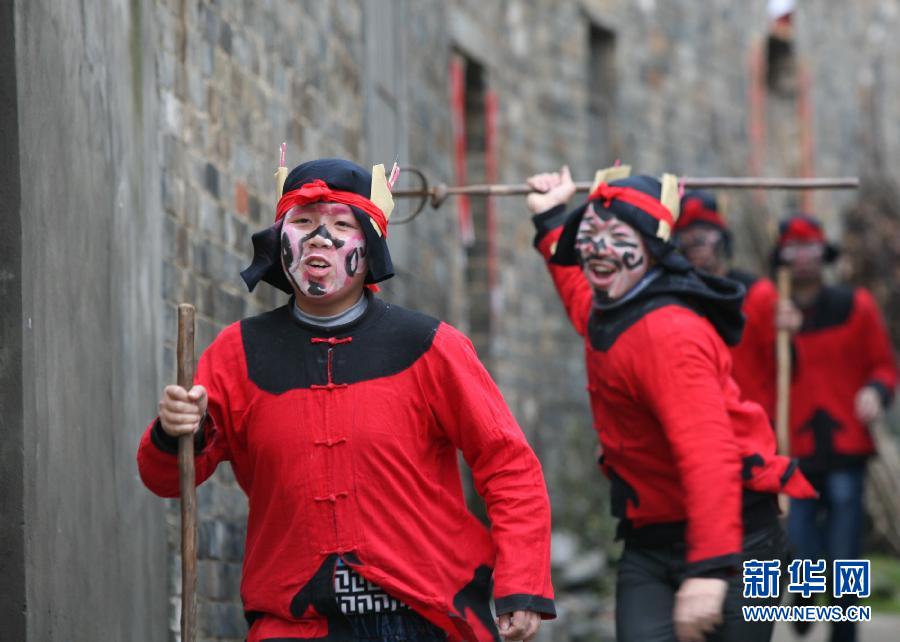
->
137, 158, 555, 642
526, 166, 815, 642
766, 215, 897, 642
673, 191, 779, 418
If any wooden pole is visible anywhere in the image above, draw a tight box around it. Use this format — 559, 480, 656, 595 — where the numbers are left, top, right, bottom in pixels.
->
775, 268, 793, 514
177, 304, 198, 642
390, 176, 861, 207
775, 267, 792, 457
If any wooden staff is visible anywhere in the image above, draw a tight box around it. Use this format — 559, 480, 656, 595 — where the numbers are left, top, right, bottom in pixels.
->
775, 267, 792, 457
177, 304, 198, 642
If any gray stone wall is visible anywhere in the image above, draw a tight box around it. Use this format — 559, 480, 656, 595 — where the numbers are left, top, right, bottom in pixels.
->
6, 1, 899, 641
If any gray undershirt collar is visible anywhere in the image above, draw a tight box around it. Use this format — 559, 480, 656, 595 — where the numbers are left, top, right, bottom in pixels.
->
593, 267, 664, 311
292, 293, 368, 328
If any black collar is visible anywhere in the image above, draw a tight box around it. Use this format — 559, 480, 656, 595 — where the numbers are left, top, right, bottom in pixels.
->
587, 269, 746, 351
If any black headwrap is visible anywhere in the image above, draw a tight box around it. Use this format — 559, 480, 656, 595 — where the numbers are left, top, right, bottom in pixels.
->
551, 174, 692, 273
241, 158, 394, 293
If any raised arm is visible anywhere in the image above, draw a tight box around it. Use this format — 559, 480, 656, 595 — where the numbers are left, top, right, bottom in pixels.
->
527, 167, 593, 336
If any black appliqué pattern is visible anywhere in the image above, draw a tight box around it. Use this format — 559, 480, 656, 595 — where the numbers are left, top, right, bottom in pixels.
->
334, 562, 410, 615
805, 409, 842, 457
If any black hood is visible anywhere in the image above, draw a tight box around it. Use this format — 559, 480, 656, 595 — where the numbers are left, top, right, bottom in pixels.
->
588, 267, 747, 351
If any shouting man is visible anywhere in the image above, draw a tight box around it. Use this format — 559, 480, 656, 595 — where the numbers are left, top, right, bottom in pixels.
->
526, 166, 815, 642
137, 158, 555, 642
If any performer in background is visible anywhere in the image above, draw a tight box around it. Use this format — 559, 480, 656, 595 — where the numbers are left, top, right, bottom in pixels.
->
527, 165, 815, 642
138, 158, 555, 642
767, 214, 896, 642
673, 190, 778, 418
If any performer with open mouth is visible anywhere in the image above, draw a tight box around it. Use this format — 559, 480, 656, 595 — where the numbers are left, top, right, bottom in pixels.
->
526, 165, 816, 642
138, 158, 555, 642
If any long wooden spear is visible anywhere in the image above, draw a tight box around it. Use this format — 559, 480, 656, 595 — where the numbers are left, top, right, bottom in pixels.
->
775, 267, 793, 457
177, 304, 198, 642
390, 173, 860, 215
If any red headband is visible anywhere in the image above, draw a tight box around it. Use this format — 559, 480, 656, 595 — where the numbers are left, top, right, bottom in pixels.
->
275, 179, 388, 236
677, 198, 725, 230
589, 183, 675, 230
780, 218, 825, 245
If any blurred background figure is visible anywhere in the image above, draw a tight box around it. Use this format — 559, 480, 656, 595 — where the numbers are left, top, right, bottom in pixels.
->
772, 215, 897, 642
675, 191, 781, 420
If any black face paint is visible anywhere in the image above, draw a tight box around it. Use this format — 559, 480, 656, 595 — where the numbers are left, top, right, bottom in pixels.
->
281, 232, 295, 267
285, 268, 303, 296
345, 248, 360, 277
576, 236, 608, 256
282, 232, 304, 294
577, 233, 625, 271
302, 224, 346, 249
622, 252, 645, 270
308, 281, 326, 296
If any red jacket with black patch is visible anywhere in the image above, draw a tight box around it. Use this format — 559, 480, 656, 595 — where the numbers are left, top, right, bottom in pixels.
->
533, 207, 815, 576
729, 274, 779, 419
728, 283, 897, 471
137, 296, 555, 642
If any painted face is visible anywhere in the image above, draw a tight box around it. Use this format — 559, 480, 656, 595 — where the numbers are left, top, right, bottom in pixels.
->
780, 241, 825, 282
675, 225, 727, 275
280, 202, 368, 301
575, 204, 650, 300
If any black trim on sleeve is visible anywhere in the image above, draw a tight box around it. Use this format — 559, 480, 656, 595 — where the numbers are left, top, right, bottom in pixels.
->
531, 205, 569, 248
684, 553, 741, 579
494, 594, 557, 618
742, 454, 765, 481
150, 415, 208, 455
779, 458, 799, 488
868, 380, 895, 407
